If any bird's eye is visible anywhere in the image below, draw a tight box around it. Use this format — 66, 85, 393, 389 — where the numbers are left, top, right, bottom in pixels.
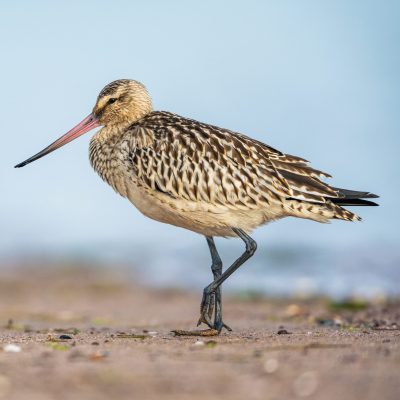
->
108, 97, 117, 104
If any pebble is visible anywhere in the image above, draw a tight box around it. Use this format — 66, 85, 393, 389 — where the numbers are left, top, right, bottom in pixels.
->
90, 351, 109, 361
333, 317, 344, 326
194, 340, 205, 346
286, 304, 304, 317
277, 329, 291, 335
59, 334, 73, 340
264, 358, 279, 373
3, 344, 21, 353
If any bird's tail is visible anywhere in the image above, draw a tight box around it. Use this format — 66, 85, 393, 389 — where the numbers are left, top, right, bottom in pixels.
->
326, 188, 379, 221
285, 188, 379, 222
332, 188, 379, 204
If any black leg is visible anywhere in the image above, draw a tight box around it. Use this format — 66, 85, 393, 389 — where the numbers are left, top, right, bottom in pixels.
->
197, 237, 232, 332
198, 228, 257, 330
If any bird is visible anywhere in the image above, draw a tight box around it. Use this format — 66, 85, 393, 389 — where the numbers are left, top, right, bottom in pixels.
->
15, 79, 378, 335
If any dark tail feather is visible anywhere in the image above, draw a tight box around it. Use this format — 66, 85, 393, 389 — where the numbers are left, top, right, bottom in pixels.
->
333, 187, 379, 199
330, 187, 379, 206
331, 198, 379, 206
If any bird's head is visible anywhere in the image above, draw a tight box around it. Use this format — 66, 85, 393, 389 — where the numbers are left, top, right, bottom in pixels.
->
15, 79, 152, 168
93, 79, 153, 127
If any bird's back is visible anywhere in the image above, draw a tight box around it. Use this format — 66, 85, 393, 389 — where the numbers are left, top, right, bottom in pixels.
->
90, 111, 376, 237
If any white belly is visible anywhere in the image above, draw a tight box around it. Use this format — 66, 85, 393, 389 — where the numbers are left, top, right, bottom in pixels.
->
123, 177, 282, 237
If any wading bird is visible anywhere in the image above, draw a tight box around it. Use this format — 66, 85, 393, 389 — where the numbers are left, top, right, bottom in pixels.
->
15, 79, 378, 335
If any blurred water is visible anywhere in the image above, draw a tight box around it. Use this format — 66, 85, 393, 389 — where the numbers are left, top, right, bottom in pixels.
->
128, 241, 400, 299
4, 239, 399, 299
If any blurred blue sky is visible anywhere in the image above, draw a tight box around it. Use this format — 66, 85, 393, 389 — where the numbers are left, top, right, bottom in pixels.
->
1, 0, 399, 258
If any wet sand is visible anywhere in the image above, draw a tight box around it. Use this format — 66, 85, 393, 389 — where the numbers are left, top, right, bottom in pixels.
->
0, 265, 399, 400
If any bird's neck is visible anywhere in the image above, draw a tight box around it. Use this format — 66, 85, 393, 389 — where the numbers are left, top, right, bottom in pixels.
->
94, 121, 133, 142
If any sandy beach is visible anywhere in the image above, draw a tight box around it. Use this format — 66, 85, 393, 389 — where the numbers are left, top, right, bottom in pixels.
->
0, 264, 398, 400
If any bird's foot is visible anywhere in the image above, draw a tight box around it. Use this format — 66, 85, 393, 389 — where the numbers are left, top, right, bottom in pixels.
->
197, 286, 232, 333
213, 317, 232, 333
197, 290, 215, 329
197, 285, 215, 328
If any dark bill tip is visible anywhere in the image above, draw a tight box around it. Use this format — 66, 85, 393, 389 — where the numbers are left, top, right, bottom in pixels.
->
14, 113, 99, 169
15, 156, 43, 168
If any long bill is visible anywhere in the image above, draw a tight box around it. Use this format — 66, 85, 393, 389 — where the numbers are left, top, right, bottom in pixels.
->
15, 113, 100, 168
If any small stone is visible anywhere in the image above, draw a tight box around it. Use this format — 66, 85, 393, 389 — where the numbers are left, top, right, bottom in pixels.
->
194, 340, 205, 346
264, 358, 279, 373
333, 317, 344, 326
91, 342, 100, 346
59, 334, 72, 340
286, 304, 304, 317
90, 351, 109, 361
3, 344, 21, 353
277, 329, 291, 335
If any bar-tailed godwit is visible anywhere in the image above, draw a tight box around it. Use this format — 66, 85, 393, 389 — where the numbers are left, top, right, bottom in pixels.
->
15, 79, 378, 335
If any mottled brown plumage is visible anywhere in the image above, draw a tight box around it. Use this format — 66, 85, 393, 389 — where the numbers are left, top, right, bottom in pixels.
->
88, 80, 377, 238
15, 79, 378, 335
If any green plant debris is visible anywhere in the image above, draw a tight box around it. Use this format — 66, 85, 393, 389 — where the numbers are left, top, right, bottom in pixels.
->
116, 334, 148, 339
328, 299, 368, 311
46, 342, 70, 351
340, 326, 361, 332
47, 336, 74, 342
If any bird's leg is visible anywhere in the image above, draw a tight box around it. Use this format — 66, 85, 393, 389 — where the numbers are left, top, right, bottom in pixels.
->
197, 237, 232, 332
207, 237, 223, 329
173, 229, 256, 337
198, 228, 257, 332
